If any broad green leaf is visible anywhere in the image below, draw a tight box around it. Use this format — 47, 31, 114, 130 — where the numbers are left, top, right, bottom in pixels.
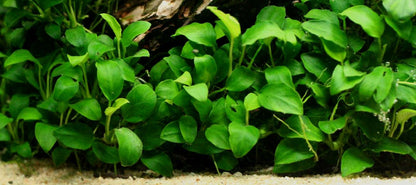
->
4, 49, 40, 67
265, 66, 295, 88
205, 124, 230, 150
341, 147, 374, 177
300, 53, 331, 83
215, 151, 238, 171
172, 90, 193, 109
226, 67, 256, 92
183, 83, 208, 102
122, 21, 151, 47
122, 84, 157, 123
70, 99, 102, 121
35, 122, 58, 153
45, 23, 61, 39
318, 117, 347, 134
67, 53, 89, 67
330, 0, 364, 13
383, 0, 416, 21
242, 22, 285, 46
302, 21, 347, 48
256, 6, 286, 26
275, 138, 315, 165
129, 49, 150, 59
37, 0, 63, 10
229, 122, 260, 158
17, 107, 42, 121
353, 113, 384, 141
88, 39, 115, 61
173, 22, 217, 47
207, 6, 241, 40
105, 98, 129, 116
180, 41, 206, 59
274, 158, 316, 174
191, 99, 212, 123
51, 63, 83, 81
160, 121, 185, 143
0, 128, 11, 141
53, 76, 79, 102
258, 84, 303, 115
92, 141, 119, 164
65, 26, 86, 47
397, 84, 416, 104
11, 142, 32, 158
330, 65, 364, 95
305, 9, 339, 25
396, 109, 416, 125
194, 55, 217, 83
340, 5, 385, 38
179, 115, 198, 144
213, 48, 229, 83
244, 93, 260, 111
136, 123, 165, 150
114, 59, 136, 82
225, 96, 246, 123
358, 66, 384, 101
100, 13, 122, 39
141, 152, 173, 177
183, 131, 224, 155
321, 38, 347, 62
163, 55, 191, 78
115, 127, 143, 166
0, 114, 13, 130
9, 94, 30, 119
53, 123, 94, 150
175, 71, 192, 86
385, 16, 413, 40
52, 147, 72, 166
156, 79, 179, 100
369, 137, 413, 155
209, 98, 229, 125
277, 115, 325, 142
96, 60, 124, 101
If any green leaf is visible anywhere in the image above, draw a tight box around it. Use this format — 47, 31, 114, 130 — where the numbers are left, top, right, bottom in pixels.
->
122, 84, 157, 123
36, 0, 63, 10
122, 21, 151, 47
9, 94, 30, 119
35, 122, 58, 153
341, 147, 374, 177
330, 0, 364, 13
175, 71, 192, 86
160, 121, 185, 143
0, 114, 13, 130
321, 38, 347, 62
302, 21, 347, 48
359, 67, 388, 101
340, 5, 385, 38
215, 151, 238, 171
88, 39, 115, 61
225, 96, 246, 123
265, 66, 295, 88
65, 26, 87, 47
226, 67, 256, 92
53, 123, 94, 150
369, 137, 413, 155
45, 23, 61, 39
114, 59, 136, 83
229, 122, 260, 158
242, 22, 285, 46
330, 65, 364, 95
70, 99, 102, 121
397, 84, 416, 104
115, 127, 143, 166
96, 60, 124, 101
300, 53, 332, 83
205, 124, 230, 150
396, 109, 416, 125
353, 113, 384, 141
141, 152, 173, 177
183, 131, 224, 155
100, 13, 122, 40
105, 98, 129, 116
183, 83, 208, 102
194, 55, 217, 83
67, 53, 89, 67
136, 123, 165, 150
192, 99, 212, 123
318, 117, 347, 134
179, 115, 198, 144
244, 93, 260, 111
156, 79, 179, 100
0, 128, 11, 141
258, 84, 303, 115
383, 0, 416, 21
274, 158, 316, 174
52, 146, 72, 166
4, 49, 40, 67
17, 107, 42, 121
304, 9, 339, 25
256, 6, 286, 26
207, 6, 241, 40
274, 138, 315, 165
92, 141, 119, 164
53, 76, 79, 102
11, 142, 32, 158
163, 55, 190, 78
173, 22, 217, 47
209, 98, 229, 125
277, 115, 325, 142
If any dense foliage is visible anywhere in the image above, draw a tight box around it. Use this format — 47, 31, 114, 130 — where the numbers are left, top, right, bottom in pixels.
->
1, 0, 416, 177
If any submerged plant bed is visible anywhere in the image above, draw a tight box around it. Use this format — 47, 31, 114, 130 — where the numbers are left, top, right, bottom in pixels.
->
1, 0, 416, 179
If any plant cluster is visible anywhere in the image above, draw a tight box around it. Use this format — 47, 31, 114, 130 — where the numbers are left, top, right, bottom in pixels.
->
1, 0, 416, 177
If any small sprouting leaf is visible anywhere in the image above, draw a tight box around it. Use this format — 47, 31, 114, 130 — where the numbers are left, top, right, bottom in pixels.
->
70, 99, 102, 121
265, 66, 295, 88
100, 13, 122, 40
318, 117, 347, 134
0, 114, 13, 130
340, 5, 385, 38
53, 123, 94, 150
183, 83, 208, 102
53, 76, 79, 102
277, 115, 325, 142
175, 71, 192, 86
341, 147, 374, 177
274, 138, 315, 165
115, 127, 143, 166
258, 84, 303, 115
52, 146, 72, 166
141, 152, 173, 177
156, 79, 179, 100
173, 22, 217, 47
226, 67, 256, 92
65, 26, 87, 47
194, 55, 217, 83
122, 84, 157, 123
4, 49, 40, 67
207, 6, 241, 40
369, 137, 413, 155
383, 0, 416, 21
229, 122, 260, 158
205, 124, 231, 150
179, 115, 198, 144
244, 93, 260, 111
67, 53, 89, 67
96, 60, 124, 101
35, 122, 58, 153
105, 98, 129, 116
160, 121, 185, 143
92, 141, 119, 164
17, 107, 42, 121
122, 21, 151, 48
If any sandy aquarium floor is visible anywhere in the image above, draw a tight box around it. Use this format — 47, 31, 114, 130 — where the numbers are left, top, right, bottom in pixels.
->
1, 159, 416, 185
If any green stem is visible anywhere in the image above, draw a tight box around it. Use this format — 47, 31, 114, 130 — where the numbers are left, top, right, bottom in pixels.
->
7, 123, 17, 142
398, 81, 416, 86
228, 40, 234, 77
248, 45, 263, 69
64, 108, 72, 125
114, 163, 118, 176
268, 44, 275, 66
29, 0, 45, 18
68, 0, 78, 28
117, 38, 122, 59
105, 101, 113, 140
38, 67, 46, 100
81, 64, 91, 98
245, 111, 249, 126
209, 87, 226, 97
74, 150, 82, 171
238, 46, 246, 66
211, 155, 221, 175
59, 112, 64, 126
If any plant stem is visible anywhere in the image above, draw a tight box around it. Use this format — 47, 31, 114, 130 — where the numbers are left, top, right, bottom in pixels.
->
81, 64, 91, 98
238, 46, 246, 66
268, 44, 275, 66
68, 0, 78, 28
114, 164, 118, 176
38, 67, 46, 100
248, 45, 263, 69
211, 155, 221, 175
74, 150, 82, 171
245, 111, 249, 126
117, 38, 122, 59
228, 40, 234, 77
64, 108, 72, 125
209, 87, 226, 97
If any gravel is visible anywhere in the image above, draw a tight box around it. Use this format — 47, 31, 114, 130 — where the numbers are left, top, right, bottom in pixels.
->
1, 159, 416, 185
